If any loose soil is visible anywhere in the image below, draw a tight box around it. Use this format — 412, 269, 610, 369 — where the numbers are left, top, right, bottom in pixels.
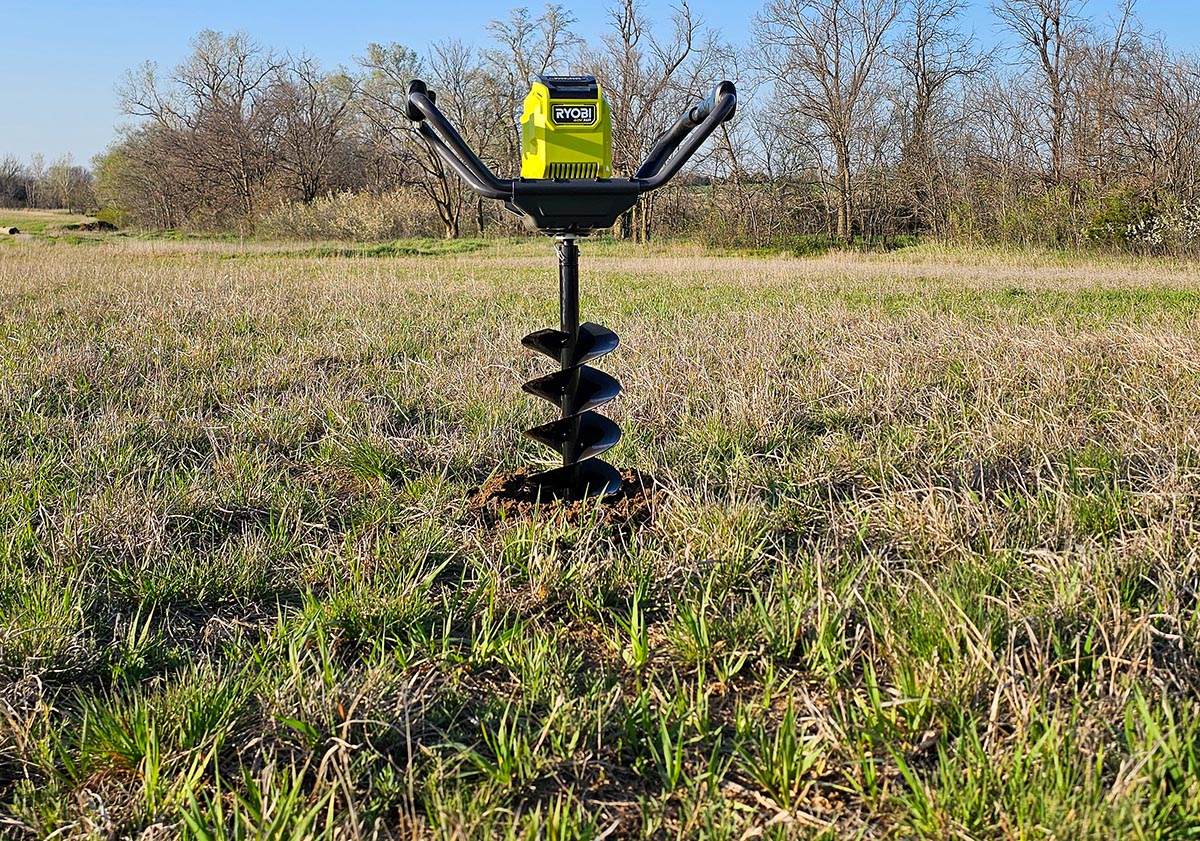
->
467, 467, 662, 526
68, 220, 119, 232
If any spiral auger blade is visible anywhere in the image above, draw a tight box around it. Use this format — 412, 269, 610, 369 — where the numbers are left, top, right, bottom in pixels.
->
521, 236, 623, 500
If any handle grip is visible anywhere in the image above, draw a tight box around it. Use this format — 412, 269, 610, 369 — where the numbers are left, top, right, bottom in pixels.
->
405, 79, 433, 121
690, 80, 738, 124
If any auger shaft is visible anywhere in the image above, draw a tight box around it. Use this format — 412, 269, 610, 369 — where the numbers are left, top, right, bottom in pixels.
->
521, 237, 623, 499
557, 236, 583, 476
558, 236, 580, 348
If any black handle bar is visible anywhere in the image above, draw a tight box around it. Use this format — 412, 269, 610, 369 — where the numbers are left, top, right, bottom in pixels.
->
405, 78, 736, 231
406, 81, 512, 200
406, 79, 736, 192
634, 81, 737, 188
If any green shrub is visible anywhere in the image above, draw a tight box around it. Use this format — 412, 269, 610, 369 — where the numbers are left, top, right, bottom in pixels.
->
1082, 192, 1154, 249
94, 205, 129, 228
1122, 198, 1200, 255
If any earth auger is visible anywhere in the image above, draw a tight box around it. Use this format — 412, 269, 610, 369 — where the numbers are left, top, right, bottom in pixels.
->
405, 74, 736, 499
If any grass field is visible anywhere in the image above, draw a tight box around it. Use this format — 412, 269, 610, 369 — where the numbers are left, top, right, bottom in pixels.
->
0, 209, 97, 236
1, 227, 1199, 839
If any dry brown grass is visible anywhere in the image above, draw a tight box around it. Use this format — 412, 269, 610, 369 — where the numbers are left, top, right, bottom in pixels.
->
1, 236, 1199, 839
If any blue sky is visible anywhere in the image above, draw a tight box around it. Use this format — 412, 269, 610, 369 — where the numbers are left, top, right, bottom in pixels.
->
2, 0, 1197, 165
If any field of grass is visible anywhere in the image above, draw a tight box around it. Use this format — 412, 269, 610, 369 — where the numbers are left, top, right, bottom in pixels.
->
0, 208, 98, 236
1, 233, 1199, 839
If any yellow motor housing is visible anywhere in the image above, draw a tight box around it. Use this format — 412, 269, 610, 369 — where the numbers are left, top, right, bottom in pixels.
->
520, 75, 612, 180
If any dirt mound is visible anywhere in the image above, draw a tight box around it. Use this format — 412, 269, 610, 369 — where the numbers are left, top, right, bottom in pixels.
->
468, 467, 663, 526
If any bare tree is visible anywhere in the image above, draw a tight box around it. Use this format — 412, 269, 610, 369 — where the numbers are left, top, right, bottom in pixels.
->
0, 155, 27, 207
46, 155, 94, 212
270, 56, 357, 203
582, 0, 725, 240
482, 5, 581, 169
26, 154, 45, 209
755, 0, 903, 242
991, 0, 1088, 184
894, 0, 989, 232
1070, 0, 1138, 188
432, 38, 516, 233
1109, 41, 1200, 201
357, 42, 474, 238
98, 124, 215, 229
119, 30, 284, 229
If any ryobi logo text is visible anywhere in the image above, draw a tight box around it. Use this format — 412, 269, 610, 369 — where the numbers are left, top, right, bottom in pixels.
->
552, 104, 596, 124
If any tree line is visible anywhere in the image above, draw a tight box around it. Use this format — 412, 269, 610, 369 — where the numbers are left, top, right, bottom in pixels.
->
1, 154, 94, 213
8, 0, 1200, 253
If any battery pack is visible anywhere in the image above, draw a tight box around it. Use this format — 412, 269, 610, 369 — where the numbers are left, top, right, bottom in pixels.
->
520, 75, 613, 180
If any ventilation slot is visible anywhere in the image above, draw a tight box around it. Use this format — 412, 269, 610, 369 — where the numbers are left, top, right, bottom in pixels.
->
549, 162, 600, 180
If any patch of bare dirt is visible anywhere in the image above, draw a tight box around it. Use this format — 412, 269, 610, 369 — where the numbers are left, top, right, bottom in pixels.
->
467, 467, 663, 527
70, 220, 119, 232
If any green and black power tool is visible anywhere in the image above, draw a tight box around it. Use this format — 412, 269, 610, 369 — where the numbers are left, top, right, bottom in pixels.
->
406, 73, 737, 499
